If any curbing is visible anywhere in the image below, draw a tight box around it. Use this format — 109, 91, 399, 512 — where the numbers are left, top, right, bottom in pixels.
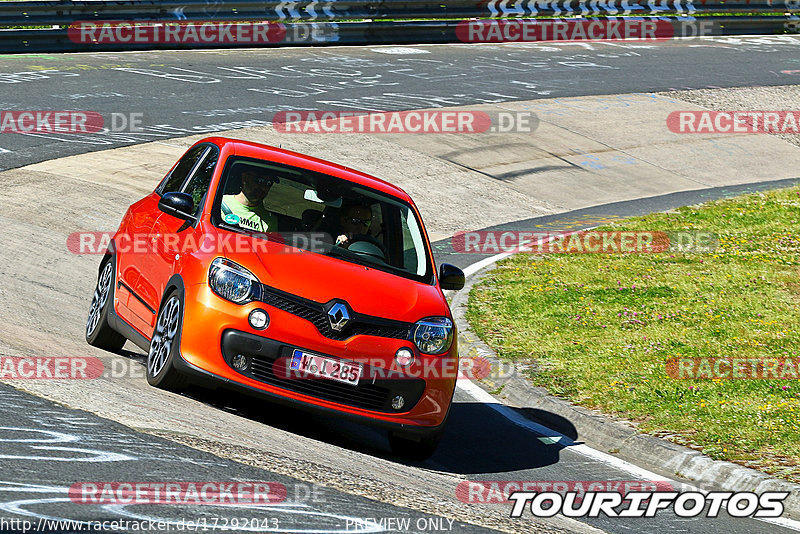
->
449, 261, 800, 519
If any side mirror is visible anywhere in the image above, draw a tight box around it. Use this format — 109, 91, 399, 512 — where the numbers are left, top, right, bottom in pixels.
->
158, 192, 195, 221
439, 263, 465, 291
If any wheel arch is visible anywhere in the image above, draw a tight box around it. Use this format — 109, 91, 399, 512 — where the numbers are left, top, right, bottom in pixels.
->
99, 239, 117, 275
159, 274, 186, 313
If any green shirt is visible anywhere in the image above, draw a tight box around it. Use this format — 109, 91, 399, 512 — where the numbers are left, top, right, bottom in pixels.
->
222, 195, 279, 233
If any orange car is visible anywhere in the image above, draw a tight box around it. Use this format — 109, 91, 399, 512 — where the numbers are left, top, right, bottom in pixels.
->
85, 137, 465, 459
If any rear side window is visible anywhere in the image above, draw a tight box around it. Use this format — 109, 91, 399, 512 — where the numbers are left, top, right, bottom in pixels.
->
159, 145, 207, 194
183, 146, 219, 215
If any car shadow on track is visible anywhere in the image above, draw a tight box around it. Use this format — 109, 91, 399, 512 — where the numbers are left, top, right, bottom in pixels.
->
119, 348, 146, 363
429, 401, 577, 474
168, 377, 577, 474
114, 340, 577, 474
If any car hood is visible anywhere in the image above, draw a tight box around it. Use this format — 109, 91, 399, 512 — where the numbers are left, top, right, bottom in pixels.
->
216, 230, 448, 323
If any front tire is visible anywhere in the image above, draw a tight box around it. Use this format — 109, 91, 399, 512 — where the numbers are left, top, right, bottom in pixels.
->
146, 291, 188, 391
86, 257, 127, 352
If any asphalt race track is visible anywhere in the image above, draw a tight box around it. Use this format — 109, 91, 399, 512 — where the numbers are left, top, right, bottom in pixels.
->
0, 382, 498, 534
2, 37, 800, 534
1, 36, 800, 170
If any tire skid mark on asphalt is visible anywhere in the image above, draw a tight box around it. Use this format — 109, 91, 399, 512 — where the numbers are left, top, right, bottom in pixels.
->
0, 427, 79, 443
0, 438, 386, 532
0, 446, 133, 463
0, 425, 133, 462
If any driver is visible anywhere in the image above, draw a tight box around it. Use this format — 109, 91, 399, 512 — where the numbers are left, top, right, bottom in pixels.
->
222, 167, 280, 233
335, 203, 372, 246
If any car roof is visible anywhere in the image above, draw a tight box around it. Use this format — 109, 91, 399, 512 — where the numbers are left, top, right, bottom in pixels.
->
200, 136, 412, 202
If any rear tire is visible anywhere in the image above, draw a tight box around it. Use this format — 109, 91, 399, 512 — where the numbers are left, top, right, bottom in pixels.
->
146, 291, 188, 391
388, 430, 442, 461
85, 256, 127, 352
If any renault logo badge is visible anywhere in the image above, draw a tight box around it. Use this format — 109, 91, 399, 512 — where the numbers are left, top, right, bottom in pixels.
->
327, 302, 350, 332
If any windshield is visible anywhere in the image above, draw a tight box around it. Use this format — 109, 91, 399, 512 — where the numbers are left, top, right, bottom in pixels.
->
212, 156, 433, 283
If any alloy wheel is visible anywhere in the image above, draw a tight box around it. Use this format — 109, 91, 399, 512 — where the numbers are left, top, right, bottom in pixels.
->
86, 262, 113, 337
148, 295, 181, 377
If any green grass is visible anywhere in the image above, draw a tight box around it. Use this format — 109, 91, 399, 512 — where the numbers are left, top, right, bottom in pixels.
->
467, 186, 800, 481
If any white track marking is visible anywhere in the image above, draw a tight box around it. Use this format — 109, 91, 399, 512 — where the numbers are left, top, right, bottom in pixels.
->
0, 427, 79, 444
370, 47, 430, 54
462, 251, 516, 278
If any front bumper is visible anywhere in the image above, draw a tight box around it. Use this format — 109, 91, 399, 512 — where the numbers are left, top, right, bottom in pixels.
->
221, 330, 427, 413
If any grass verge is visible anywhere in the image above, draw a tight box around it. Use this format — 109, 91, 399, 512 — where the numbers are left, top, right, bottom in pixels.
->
467, 185, 800, 481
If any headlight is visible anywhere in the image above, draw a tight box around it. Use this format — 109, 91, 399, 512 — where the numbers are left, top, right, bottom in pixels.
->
208, 257, 261, 304
413, 317, 454, 355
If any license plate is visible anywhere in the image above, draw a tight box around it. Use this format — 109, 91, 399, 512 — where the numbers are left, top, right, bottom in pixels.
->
289, 349, 362, 386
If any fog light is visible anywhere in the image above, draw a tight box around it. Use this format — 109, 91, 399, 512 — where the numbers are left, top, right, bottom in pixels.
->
231, 354, 248, 371
248, 309, 269, 330
395, 348, 414, 367
391, 395, 405, 410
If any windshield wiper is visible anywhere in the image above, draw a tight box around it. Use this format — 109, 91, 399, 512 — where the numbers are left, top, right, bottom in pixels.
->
326, 246, 409, 275
325, 246, 380, 267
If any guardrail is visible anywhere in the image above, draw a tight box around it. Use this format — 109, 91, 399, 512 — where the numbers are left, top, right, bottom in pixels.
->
1, 1, 799, 53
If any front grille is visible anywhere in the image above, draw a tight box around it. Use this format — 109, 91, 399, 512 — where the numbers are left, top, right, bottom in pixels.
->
257, 283, 412, 341
220, 330, 427, 413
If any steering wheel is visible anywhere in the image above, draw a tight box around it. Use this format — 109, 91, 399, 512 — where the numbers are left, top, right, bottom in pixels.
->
345, 234, 388, 262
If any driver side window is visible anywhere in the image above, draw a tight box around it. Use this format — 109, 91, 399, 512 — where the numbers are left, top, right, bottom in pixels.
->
158, 144, 208, 195
183, 146, 218, 216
